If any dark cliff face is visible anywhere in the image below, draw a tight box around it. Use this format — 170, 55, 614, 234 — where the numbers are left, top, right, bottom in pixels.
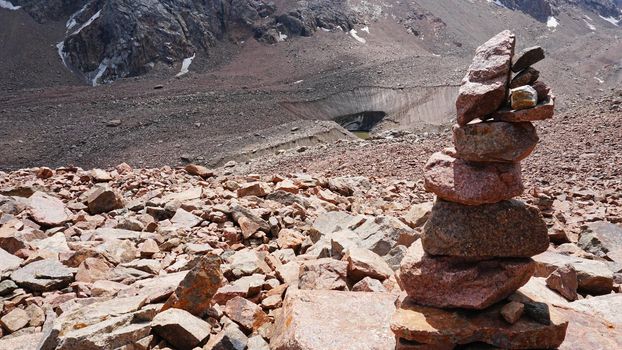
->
499, 0, 621, 22
7, 0, 620, 85
498, 0, 556, 22
14, 0, 359, 85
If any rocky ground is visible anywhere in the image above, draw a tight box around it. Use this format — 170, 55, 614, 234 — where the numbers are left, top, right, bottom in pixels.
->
0, 90, 621, 349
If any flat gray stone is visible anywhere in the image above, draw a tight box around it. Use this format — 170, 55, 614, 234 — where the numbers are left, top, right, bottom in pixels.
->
10, 259, 75, 292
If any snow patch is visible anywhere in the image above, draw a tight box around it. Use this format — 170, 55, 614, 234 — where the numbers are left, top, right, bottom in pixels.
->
92, 60, 108, 86
319, 27, 331, 32
583, 19, 596, 31
0, 1, 20, 10
361, 26, 370, 33
349, 29, 366, 44
594, 77, 604, 84
293, 80, 304, 85
278, 32, 288, 42
72, 10, 101, 35
176, 54, 195, 77
584, 14, 593, 21
66, 3, 89, 31
547, 16, 559, 29
488, 0, 507, 9
56, 42, 69, 69
599, 15, 620, 26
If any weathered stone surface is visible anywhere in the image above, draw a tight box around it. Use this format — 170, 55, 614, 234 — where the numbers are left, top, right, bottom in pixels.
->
492, 93, 555, 122
10, 259, 75, 292
422, 199, 549, 258
204, 323, 248, 350
397, 241, 535, 309
0, 247, 22, 274
38, 295, 148, 350
33, 232, 71, 254
510, 85, 538, 110
0, 279, 18, 296
557, 307, 622, 350
533, 251, 613, 295
312, 211, 416, 257
452, 121, 538, 163
276, 228, 306, 250
86, 186, 123, 215
568, 293, 622, 326
299, 258, 348, 290
456, 30, 515, 126
512, 46, 545, 73
271, 289, 397, 350
423, 152, 524, 205
401, 202, 433, 228
28, 191, 70, 227
247, 334, 270, 350
344, 247, 394, 282
579, 221, 622, 263
162, 255, 222, 316
170, 208, 201, 228
227, 249, 271, 278
151, 308, 211, 349
391, 297, 567, 349
352, 276, 387, 292
185, 164, 214, 178
224, 296, 270, 333
237, 182, 271, 197
1, 308, 29, 333
0, 332, 43, 350
516, 279, 622, 349
509, 67, 539, 88
75, 257, 112, 283
501, 301, 525, 324
545, 265, 578, 301
231, 205, 270, 239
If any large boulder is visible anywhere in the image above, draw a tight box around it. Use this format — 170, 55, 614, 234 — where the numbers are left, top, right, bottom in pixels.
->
397, 242, 535, 310
298, 258, 348, 291
28, 191, 71, 227
271, 289, 397, 350
391, 297, 568, 349
532, 251, 614, 295
161, 255, 223, 316
451, 121, 538, 163
10, 259, 75, 292
422, 199, 549, 258
37, 296, 150, 350
424, 152, 524, 205
151, 308, 211, 349
456, 30, 515, 126
578, 221, 622, 264
0, 247, 22, 274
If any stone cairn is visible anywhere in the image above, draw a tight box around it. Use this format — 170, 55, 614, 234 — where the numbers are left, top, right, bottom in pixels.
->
390, 30, 569, 349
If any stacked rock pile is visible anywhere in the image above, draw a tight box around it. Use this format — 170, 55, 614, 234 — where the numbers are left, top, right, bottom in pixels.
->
390, 30, 568, 349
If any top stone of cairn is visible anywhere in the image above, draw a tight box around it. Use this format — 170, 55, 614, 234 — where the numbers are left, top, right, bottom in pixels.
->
456, 30, 515, 126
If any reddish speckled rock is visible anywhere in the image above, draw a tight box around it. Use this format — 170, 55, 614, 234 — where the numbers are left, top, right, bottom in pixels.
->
396, 241, 535, 310
271, 289, 397, 350
452, 121, 539, 163
391, 297, 568, 349
161, 255, 223, 316
423, 152, 524, 205
422, 199, 549, 259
